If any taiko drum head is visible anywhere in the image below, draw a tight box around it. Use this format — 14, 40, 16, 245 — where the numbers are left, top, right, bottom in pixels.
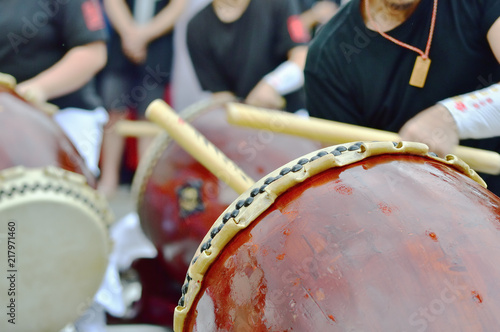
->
0, 167, 113, 332
175, 141, 500, 331
132, 98, 321, 285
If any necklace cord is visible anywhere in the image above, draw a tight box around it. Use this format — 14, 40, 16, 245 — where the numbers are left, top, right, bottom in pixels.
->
365, 0, 438, 59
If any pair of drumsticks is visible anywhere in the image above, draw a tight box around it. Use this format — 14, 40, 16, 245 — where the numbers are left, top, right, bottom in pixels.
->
143, 100, 500, 194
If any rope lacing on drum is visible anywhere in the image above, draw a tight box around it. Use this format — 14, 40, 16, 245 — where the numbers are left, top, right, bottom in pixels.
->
0, 181, 107, 223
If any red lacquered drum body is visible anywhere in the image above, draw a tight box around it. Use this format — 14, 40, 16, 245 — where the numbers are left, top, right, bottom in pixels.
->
133, 99, 322, 285
0, 85, 95, 187
176, 141, 500, 331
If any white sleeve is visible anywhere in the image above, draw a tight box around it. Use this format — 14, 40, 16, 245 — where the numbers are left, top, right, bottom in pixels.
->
263, 61, 304, 95
438, 83, 500, 139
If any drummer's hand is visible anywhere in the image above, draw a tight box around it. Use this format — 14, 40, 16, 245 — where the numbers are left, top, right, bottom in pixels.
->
120, 25, 149, 64
311, 1, 339, 25
245, 80, 286, 110
16, 82, 48, 105
399, 104, 459, 157
16, 82, 58, 115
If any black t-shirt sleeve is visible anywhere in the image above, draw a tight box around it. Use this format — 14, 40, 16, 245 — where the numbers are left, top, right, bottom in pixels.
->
58, 0, 108, 49
481, 0, 500, 34
186, 9, 231, 93
271, 0, 310, 59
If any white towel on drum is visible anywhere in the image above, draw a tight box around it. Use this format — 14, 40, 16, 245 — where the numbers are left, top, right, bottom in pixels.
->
109, 212, 158, 271
93, 212, 157, 318
53, 107, 109, 177
72, 302, 107, 332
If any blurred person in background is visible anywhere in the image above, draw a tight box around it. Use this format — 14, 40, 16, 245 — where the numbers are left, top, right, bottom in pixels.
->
299, 0, 342, 37
97, 0, 186, 198
304, 0, 500, 194
186, 0, 310, 114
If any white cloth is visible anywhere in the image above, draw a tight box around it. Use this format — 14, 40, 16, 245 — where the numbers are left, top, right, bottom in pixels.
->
53, 107, 109, 177
93, 212, 158, 318
108, 212, 158, 271
263, 61, 304, 96
72, 302, 107, 332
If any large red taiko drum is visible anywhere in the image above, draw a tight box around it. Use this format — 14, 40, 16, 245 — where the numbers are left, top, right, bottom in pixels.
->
175, 141, 500, 331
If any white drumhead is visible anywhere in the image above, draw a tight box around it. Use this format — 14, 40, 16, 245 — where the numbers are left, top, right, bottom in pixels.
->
0, 167, 113, 332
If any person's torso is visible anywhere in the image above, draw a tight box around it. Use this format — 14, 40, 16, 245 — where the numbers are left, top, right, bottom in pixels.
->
307, 0, 500, 130
196, 0, 303, 95
0, 0, 108, 109
305, 0, 500, 192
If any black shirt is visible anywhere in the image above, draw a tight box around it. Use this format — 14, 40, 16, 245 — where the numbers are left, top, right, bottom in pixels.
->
105, 0, 174, 75
304, 0, 500, 194
297, 0, 341, 12
187, 0, 309, 113
0, 0, 108, 110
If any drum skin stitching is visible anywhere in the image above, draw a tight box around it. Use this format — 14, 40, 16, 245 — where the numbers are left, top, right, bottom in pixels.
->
173, 140, 486, 331
0, 183, 105, 220
0, 167, 113, 226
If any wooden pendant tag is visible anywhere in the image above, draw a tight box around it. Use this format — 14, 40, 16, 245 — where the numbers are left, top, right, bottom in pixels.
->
409, 56, 431, 88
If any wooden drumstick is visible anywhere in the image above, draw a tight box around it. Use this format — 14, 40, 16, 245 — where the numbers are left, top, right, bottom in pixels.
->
0, 73, 59, 115
226, 102, 500, 176
115, 120, 163, 137
0, 73, 17, 90
146, 99, 255, 194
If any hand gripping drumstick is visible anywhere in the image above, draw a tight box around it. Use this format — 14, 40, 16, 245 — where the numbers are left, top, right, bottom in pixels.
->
0, 73, 17, 90
226, 102, 500, 176
0, 72, 59, 115
146, 99, 255, 194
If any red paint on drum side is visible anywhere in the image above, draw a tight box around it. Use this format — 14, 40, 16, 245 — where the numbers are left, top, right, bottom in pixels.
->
472, 291, 483, 304
378, 202, 394, 215
426, 230, 438, 242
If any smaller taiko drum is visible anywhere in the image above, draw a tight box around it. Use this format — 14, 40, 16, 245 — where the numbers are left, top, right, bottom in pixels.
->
0, 80, 112, 332
175, 141, 500, 331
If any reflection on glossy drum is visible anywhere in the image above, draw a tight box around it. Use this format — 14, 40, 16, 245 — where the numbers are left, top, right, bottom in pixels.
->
175, 141, 500, 331
0, 83, 112, 332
